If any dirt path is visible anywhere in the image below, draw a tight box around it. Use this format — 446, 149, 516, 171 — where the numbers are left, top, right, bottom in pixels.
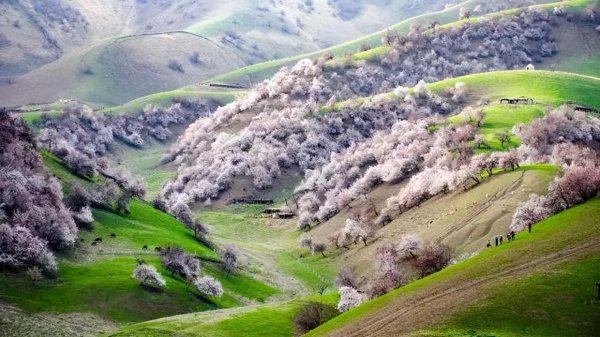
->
328, 239, 600, 337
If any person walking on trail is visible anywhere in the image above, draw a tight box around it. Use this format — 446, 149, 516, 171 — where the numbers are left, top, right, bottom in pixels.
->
486, 240, 491, 248
510, 230, 516, 241
499, 236, 503, 245
528, 223, 532, 233
495, 236, 499, 247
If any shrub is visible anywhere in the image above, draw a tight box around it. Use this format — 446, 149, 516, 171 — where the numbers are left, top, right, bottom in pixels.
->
311, 242, 327, 257
168, 60, 184, 73
334, 266, 358, 289
397, 234, 422, 260
293, 302, 338, 335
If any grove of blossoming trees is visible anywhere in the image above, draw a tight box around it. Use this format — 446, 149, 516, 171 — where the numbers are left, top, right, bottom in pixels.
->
161, 9, 562, 213
508, 107, 600, 232
0, 112, 77, 275
37, 99, 216, 189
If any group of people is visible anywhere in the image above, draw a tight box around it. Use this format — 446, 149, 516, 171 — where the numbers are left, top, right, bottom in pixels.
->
487, 230, 517, 248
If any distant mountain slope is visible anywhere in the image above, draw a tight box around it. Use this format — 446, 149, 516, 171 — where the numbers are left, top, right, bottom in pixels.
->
0, 0, 242, 83
183, 0, 457, 65
0, 31, 244, 106
0, 0, 458, 97
204, 0, 560, 86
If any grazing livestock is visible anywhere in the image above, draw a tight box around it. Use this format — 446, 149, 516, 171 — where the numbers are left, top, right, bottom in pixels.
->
142, 245, 148, 250
110, 233, 117, 238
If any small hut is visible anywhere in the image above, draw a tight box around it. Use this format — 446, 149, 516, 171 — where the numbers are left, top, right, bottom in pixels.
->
525, 64, 535, 71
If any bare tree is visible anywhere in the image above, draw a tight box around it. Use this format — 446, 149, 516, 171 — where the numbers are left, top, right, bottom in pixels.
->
494, 131, 511, 148
335, 266, 358, 289
294, 302, 338, 335
311, 242, 327, 257
414, 242, 453, 277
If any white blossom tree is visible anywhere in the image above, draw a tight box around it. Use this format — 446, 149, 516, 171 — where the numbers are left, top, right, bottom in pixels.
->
194, 276, 224, 297
337, 286, 364, 312
132, 264, 166, 288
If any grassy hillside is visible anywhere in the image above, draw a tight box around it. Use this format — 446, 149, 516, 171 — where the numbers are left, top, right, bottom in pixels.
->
421, 254, 600, 336
104, 86, 245, 115
197, 203, 338, 295
429, 71, 600, 108
448, 105, 545, 151
0, 0, 463, 108
0, 0, 243, 82
183, 0, 457, 70
204, 0, 483, 86
434, 70, 600, 152
106, 294, 338, 337
307, 198, 600, 337
0, 153, 280, 326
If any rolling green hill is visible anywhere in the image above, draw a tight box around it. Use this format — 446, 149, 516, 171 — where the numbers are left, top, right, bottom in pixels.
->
0, 152, 280, 334
307, 198, 600, 337
351, 0, 597, 61
106, 294, 338, 337
2, 0, 600, 335
115, 0, 591, 113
